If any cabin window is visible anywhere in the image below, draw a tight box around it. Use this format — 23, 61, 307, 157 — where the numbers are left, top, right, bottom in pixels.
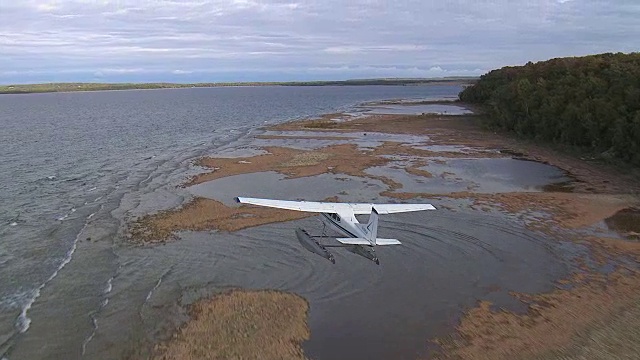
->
331, 214, 340, 222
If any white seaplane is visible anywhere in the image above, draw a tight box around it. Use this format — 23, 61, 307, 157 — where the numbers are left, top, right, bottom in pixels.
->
235, 197, 436, 265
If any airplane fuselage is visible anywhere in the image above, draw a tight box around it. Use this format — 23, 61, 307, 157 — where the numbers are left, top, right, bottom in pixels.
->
235, 196, 435, 265
320, 211, 372, 245
320, 211, 380, 264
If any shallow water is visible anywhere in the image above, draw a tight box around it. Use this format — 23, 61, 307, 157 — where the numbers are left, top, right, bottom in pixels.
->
93, 206, 570, 360
255, 130, 431, 151
183, 167, 577, 360
417, 157, 573, 193
360, 103, 473, 115
189, 171, 389, 206
0, 84, 465, 359
0, 84, 590, 360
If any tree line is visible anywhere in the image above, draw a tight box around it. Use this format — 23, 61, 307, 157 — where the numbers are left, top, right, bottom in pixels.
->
0, 78, 474, 94
459, 52, 640, 165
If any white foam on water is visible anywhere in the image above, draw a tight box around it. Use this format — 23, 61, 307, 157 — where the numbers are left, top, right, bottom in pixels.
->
0, 290, 32, 311
140, 172, 153, 185
145, 276, 163, 302
81, 275, 115, 355
57, 207, 79, 221
104, 277, 113, 295
145, 268, 172, 303
87, 187, 97, 192
81, 317, 98, 355
15, 221, 88, 333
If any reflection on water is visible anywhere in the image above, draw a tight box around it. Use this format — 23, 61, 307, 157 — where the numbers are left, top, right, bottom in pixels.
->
420, 158, 573, 193
188, 171, 388, 206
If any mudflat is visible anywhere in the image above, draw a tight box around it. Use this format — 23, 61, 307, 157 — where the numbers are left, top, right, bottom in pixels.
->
130, 110, 640, 359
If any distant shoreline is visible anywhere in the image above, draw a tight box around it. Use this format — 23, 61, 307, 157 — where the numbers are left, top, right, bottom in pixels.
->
0, 78, 476, 95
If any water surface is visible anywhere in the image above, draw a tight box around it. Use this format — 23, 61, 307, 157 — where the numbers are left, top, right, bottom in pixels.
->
360, 103, 473, 115
1, 84, 470, 359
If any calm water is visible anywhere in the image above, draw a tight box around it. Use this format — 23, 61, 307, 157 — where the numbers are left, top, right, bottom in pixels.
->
0, 85, 478, 359
360, 103, 474, 115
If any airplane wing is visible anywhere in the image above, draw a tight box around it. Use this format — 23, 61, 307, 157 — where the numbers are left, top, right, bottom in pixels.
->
369, 204, 436, 214
235, 197, 435, 214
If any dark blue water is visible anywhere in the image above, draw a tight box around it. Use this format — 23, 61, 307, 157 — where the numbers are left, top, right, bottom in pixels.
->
0, 85, 470, 359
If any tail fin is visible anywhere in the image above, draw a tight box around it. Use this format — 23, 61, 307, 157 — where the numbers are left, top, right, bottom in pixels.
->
362, 207, 379, 245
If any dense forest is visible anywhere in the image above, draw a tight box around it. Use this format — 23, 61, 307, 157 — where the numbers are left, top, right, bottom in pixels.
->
459, 53, 640, 165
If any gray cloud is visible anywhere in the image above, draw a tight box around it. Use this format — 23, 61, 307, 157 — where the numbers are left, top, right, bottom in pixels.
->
0, 0, 638, 83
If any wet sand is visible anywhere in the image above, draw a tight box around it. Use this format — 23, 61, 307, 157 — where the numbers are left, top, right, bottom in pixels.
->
129, 110, 640, 359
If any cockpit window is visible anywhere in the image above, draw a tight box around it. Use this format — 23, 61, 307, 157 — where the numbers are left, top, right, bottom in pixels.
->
331, 214, 340, 222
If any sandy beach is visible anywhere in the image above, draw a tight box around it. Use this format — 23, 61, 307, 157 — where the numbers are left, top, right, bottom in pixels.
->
131, 106, 640, 359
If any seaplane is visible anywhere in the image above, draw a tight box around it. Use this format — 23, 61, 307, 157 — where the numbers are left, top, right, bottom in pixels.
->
235, 197, 436, 265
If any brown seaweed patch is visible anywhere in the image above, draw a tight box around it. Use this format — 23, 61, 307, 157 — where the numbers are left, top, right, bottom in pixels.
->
187, 144, 390, 187
153, 290, 309, 360
281, 152, 332, 167
266, 112, 354, 131
128, 198, 312, 244
540, 299, 640, 360
303, 120, 341, 129
370, 141, 502, 159
483, 193, 636, 230
404, 160, 434, 178
380, 191, 635, 230
433, 269, 640, 360
589, 236, 640, 262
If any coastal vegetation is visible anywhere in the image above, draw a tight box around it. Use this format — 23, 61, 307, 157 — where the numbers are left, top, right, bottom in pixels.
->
153, 290, 309, 360
0, 77, 475, 94
459, 52, 640, 165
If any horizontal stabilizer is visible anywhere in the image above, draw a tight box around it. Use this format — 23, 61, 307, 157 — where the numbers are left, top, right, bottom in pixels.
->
375, 238, 401, 245
336, 238, 371, 245
336, 238, 402, 245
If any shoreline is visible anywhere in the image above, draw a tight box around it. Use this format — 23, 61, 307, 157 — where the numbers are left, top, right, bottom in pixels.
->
0, 79, 475, 95
129, 108, 640, 359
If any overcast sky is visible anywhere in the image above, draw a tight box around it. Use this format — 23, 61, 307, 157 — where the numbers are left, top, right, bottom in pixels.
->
1, 0, 638, 83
